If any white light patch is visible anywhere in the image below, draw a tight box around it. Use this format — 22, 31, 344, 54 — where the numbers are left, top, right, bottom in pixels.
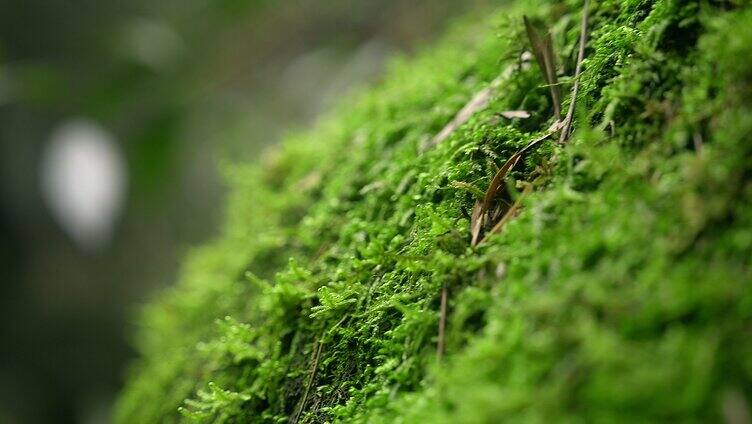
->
41, 119, 127, 251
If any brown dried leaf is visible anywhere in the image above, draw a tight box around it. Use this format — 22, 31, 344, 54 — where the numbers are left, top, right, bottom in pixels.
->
470, 200, 485, 247
471, 121, 563, 247
481, 184, 532, 244
479, 152, 524, 219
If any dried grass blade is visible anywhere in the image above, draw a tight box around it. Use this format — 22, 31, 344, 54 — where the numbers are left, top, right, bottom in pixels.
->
480, 123, 561, 213
559, 0, 591, 143
471, 121, 562, 247
524, 16, 561, 120
524, 16, 547, 81
542, 33, 561, 120
470, 147, 526, 247
470, 201, 485, 247
479, 184, 533, 245
479, 153, 524, 219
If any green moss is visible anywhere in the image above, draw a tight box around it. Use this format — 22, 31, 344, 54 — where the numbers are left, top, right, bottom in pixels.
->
115, 1, 752, 422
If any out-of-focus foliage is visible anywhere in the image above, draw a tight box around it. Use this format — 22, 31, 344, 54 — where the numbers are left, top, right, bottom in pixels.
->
117, 0, 752, 422
0, 1, 479, 422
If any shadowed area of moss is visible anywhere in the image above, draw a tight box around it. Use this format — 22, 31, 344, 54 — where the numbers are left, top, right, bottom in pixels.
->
116, 0, 752, 422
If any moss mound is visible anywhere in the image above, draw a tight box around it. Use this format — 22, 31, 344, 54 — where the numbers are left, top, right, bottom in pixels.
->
116, 1, 752, 422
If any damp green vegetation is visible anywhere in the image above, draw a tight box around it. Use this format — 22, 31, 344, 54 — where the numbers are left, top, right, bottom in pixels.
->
115, 0, 752, 422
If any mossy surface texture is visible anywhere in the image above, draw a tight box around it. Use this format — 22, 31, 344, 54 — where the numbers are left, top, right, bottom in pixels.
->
115, 1, 752, 422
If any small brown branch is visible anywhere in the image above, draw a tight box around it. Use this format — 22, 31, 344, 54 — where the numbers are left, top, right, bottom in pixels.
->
559, 0, 591, 143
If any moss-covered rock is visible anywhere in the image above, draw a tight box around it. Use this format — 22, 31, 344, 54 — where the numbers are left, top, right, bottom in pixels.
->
115, 1, 752, 422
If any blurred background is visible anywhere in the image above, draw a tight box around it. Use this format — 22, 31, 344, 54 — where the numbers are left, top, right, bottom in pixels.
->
0, 0, 485, 422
